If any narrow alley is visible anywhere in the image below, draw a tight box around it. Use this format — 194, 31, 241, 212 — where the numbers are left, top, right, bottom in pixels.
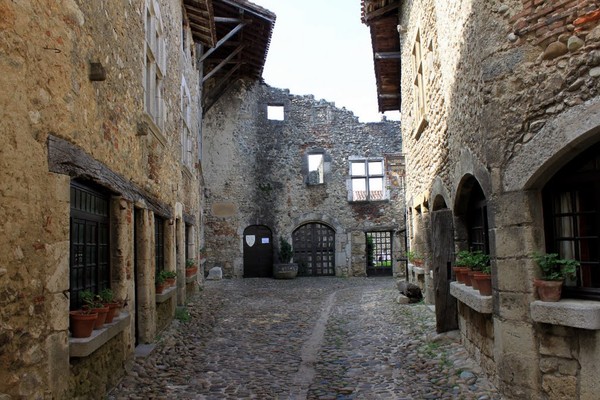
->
109, 278, 499, 399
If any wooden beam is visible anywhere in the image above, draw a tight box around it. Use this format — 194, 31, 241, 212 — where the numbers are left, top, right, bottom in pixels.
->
199, 22, 246, 62
202, 44, 244, 82
374, 51, 401, 60
203, 62, 242, 111
364, 1, 399, 23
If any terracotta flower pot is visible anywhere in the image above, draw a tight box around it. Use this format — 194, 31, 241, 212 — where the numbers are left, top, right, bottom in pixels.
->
92, 306, 110, 329
468, 270, 479, 290
69, 311, 98, 338
474, 273, 492, 296
453, 267, 469, 283
105, 302, 121, 324
185, 266, 198, 277
165, 277, 176, 287
534, 279, 563, 302
156, 283, 166, 294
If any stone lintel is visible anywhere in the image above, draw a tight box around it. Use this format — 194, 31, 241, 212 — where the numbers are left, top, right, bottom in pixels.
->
530, 299, 600, 330
69, 313, 130, 358
450, 282, 493, 314
156, 286, 177, 304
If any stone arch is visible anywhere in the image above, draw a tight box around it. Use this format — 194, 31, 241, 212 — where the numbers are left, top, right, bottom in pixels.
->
452, 148, 492, 202
453, 174, 490, 254
290, 212, 344, 235
430, 177, 451, 211
504, 98, 600, 192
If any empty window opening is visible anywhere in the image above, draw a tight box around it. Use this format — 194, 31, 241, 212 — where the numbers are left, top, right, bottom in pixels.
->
267, 105, 284, 121
308, 154, 325, 184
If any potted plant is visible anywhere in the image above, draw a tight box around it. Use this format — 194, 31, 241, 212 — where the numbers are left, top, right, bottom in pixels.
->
185, 258, 198, 277
163, 270, 177, 287
471, 252, 492, 296
465, 251, 488, 290
99, 288, 121, 324
155, 271, 167, 294
69, 291, 99, 338
407, 250, 424, 267
80, 290, 109, 329
453, 250, 472, 284
273, 237, 298, 279
532, 253, 579, 301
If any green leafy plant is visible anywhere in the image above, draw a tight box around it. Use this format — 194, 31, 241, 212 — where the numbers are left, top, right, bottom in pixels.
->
80, 290, 102, 309
366, 235, 375, 266
175, 307, 191, 322
532, 252, 579, 281
155, 271, 166, 285
185, 258, 196, 268
406, 250, 423, 265
456, 250, 489, 271
163, 270, 177, 279
278, 237, 293, 263
99, 288, 114, 303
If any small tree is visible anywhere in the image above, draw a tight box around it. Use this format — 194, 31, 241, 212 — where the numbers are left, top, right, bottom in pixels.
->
279, 237, 293, 263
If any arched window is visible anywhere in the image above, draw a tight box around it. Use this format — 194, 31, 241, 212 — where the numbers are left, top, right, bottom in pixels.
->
543, 142, 600, 299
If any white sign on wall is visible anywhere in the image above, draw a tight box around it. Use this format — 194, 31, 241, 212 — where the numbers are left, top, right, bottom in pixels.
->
245, 235, 256, 247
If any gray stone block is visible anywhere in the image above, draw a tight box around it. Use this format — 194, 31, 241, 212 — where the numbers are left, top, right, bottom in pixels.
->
206, 267, 223, 281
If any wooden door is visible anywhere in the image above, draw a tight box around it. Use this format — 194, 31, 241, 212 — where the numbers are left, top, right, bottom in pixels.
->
432, 209, 458, 333
293, 223, 335, 276
243, 225, 273, 278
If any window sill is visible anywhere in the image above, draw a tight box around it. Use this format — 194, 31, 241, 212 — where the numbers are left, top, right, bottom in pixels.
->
141, 113, 166, 147
450, 282, 493, 314
408, 263, 425, 276
530, 299, 600, 330
414, 116, 428, 139
156, 285, 176, 303
69, 312, 130, 358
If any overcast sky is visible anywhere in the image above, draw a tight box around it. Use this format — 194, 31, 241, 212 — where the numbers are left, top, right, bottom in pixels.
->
250, 0, 401, 123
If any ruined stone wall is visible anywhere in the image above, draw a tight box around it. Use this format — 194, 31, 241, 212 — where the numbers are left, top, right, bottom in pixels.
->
0, 0, 202, 397
400, 0, 600, 398
202, 80, 404, 278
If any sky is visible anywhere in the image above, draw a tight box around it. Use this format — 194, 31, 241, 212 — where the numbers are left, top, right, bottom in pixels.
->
249, 0, 401, 123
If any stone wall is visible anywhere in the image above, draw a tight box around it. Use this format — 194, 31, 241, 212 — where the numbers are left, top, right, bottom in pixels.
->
202, 80, 404, 278
398, 0, 600, 398
0, 0, 202, 397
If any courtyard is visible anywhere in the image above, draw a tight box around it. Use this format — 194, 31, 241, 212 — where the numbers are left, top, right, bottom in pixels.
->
109, 278, 499, 399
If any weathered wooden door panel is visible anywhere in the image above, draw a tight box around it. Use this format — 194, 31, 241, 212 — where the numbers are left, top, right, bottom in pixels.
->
243, 225, 273, 278
432, 209, 458, 333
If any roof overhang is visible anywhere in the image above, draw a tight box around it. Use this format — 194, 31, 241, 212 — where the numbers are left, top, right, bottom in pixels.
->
361, 0, 401, 113
184, 0, 276, 110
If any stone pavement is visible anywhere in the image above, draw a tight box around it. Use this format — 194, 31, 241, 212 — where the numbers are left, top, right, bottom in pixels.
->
109, 278, 501, 399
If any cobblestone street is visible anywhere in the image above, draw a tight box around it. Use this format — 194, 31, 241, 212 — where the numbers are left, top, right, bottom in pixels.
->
109, 278, 500, 399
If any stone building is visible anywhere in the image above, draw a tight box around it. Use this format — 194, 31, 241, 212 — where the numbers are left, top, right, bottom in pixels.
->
202, 82, 405, 279
364, 0, 600, 398
0, 0, 273, 398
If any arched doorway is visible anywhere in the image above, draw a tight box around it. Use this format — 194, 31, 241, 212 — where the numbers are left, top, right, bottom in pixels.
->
243, 225, 273, 278
293, 223, 335, 276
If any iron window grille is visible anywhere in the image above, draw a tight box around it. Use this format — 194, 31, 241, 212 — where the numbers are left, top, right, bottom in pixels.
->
155, 216, 165, 275
543, 142, 600, 300
69, 182, 110, 310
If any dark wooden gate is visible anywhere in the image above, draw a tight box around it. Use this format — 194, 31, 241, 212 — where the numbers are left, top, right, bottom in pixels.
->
432, 209, 458, 333
293, 223, 335, 276
243, 225, 273, 278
